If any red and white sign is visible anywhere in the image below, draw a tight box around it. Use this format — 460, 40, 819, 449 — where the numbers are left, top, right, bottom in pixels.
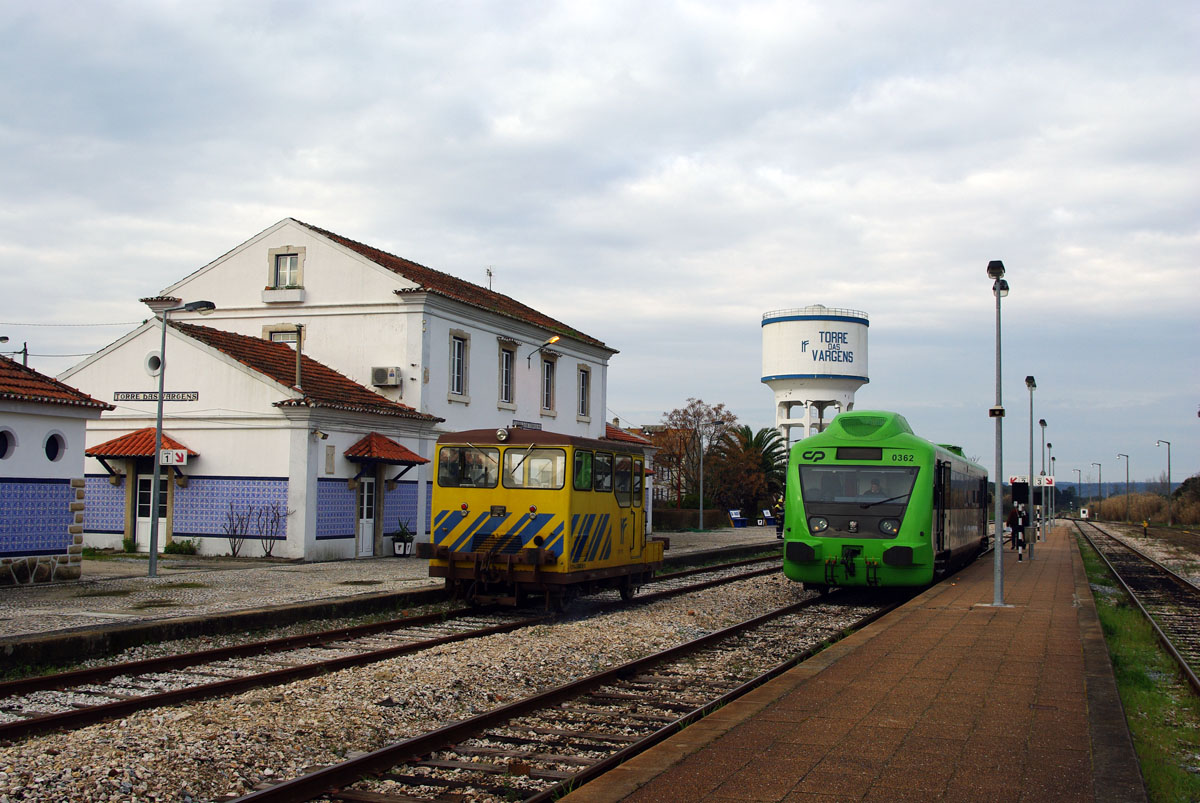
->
1008, 475, 1055, 486
160, 449, 188, 466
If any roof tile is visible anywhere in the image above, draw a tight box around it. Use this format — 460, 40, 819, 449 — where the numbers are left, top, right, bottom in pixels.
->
345, 432, 429, 465
87, 427, 197, 458
0, 356, 112, 411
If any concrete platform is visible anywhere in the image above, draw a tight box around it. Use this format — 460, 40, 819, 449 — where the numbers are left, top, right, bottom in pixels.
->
562, 524, 1146, 803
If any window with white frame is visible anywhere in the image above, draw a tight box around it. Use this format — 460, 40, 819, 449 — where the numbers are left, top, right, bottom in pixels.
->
270, 329, 299, 349
541, 357, 556, 411
267, 245, 306, 288
577, 366, 591, 419
498, 346, 515, 404
450, 332, 469, 397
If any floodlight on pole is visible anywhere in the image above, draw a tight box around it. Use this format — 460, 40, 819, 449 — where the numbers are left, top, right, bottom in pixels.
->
1025, 375, 1036, 557
1157, 440, 1172, 526
987, 260, 1007, 605
1117, 453, 1130, 522
145, 298, 216, 577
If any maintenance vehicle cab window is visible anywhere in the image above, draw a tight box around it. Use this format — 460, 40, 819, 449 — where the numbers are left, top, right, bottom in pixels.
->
614, 454, 633, 507
503, 448, 566, 489
438, 446, 500, 488
594, 452, 613, 492
573, 450, 593, 491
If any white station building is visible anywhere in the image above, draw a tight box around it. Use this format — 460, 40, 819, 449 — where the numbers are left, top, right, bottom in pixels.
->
61, 219, 623, 561
761, 306, 870, 442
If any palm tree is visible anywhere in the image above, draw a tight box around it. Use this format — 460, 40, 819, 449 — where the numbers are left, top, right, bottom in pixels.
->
707, 426, 788, 512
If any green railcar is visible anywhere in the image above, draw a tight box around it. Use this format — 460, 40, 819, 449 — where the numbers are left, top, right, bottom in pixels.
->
781, 410, 988, 589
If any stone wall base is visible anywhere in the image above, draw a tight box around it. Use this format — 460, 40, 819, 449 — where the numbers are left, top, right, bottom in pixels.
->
0, 554, 79, 586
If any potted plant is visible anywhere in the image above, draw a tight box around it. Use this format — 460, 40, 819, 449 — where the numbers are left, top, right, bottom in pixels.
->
390, 519, 415, 556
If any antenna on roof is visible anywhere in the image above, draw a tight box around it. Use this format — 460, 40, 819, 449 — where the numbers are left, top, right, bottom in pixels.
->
486, 267, 493, 291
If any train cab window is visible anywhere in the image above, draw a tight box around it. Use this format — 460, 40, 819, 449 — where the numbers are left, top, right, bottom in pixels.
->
594, 452, 613, 493
503, 448, 566, 489
573, 450, 593, 491
799, 465, 918, 505
632, 458, 643, 507
437, 446, 500, 488
614, 455, 632, 507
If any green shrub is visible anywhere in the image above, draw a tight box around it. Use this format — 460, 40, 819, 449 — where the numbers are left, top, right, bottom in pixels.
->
121, 537, 136, 553
163, 538, 198, 555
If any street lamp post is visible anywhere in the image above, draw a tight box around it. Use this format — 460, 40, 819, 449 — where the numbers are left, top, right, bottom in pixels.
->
1092, 462, 1103, 521
1117, 453, 1130, 523
1157, 440, 1172, 526
1047, 442, 1054, 523
1025, 375, 1036, 559
145, 299, 216, 577
1049, 453, 1056, 522
1073, 468, 1082, 516
1038, 419, 1047, 541
0, 336, 28, 367
987, 261, 1008, 605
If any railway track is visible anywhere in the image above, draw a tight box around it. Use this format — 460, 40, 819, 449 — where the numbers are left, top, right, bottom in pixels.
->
0, 557, 779, 740
233, 590, 894, 803
1074, 519, 1200, 693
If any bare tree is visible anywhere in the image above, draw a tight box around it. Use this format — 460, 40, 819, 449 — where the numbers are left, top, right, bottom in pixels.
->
256, 504, 290, 558
222, 502, 250, 558
660, 398, 739, 505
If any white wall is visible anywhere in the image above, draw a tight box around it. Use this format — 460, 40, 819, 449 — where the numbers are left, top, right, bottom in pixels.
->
0, 403, 93, 480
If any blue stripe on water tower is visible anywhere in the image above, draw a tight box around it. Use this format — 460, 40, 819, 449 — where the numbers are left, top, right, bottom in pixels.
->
761, 373, 870, 383
761, 314, 870, 327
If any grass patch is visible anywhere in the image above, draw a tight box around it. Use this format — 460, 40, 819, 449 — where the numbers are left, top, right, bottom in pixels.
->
1077, 534, 1200, 802
338, 579, 384, 586
158, 581, 210, 589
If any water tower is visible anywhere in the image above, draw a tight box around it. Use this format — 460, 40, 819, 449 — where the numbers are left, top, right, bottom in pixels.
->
761, 305, 869, 442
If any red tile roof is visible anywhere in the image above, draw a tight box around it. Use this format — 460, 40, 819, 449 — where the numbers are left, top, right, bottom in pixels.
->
87, 427, 197, 458
345, 432, 429, 465
294, 220, 609, 350
172, 322, 441, 423
0, 355, 112, 411
605, 423, 653, 446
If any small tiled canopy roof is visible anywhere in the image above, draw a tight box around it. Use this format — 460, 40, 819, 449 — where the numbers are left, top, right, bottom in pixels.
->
0, 355, 112, 410
173, 322, 442, 423
86, 427, 198, 458
345, 432, 429, 465
296, 220, 610, 351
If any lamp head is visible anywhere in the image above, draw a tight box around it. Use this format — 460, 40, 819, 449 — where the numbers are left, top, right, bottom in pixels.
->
184, 300, 217, 315
994, 278, 1009, 297
986, 260, 1006, 279
1025, 375, 1036, 390
1039, 418, 1047, 428
0, 336, 7, 344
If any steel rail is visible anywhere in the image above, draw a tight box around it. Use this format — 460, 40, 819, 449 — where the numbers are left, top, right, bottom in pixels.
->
1074, 520, 1200, 695
232, 592, 898, 803
0, 560, 779, 740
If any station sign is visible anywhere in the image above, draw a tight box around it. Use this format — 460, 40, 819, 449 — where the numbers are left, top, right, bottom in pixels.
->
160, 449, 188, 466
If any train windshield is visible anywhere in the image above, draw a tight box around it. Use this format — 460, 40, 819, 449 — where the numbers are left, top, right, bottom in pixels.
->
799, 465, 919, 506
438, 446, 500, 488
503, 448, 567, 490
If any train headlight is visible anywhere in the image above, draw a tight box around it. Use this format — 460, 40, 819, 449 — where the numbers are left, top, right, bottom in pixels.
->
528, 504, 537, 516
808, 516, 829, 533
879, 518, 900, 536
460, 503, 469, 513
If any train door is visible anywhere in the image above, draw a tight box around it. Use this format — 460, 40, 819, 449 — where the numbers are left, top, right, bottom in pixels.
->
934, 460, 950, 552
631, 457, 645, 557
614, 454, 633, 559
357, 476, 376, 557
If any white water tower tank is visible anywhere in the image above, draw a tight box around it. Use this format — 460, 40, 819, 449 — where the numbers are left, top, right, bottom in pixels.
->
761, 306, 869, 441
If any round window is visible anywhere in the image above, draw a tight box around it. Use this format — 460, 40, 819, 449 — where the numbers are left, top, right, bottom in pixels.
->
145, 351, 163, 376
0, 430, 13, 459
44, 433, 65, 462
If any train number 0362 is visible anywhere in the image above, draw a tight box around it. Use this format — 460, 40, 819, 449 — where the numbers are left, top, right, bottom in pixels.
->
891, 454, 914, 462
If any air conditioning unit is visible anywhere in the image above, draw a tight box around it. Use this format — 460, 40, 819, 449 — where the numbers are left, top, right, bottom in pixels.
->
371, 366, 403, 387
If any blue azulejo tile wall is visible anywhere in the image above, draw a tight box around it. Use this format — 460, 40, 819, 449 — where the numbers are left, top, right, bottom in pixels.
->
84, 475, 125, 534
174, 476, 289, 540
316, 477, 356, 540
0, 478, 72, 557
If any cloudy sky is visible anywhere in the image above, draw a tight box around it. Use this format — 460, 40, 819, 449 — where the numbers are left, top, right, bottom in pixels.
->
2, 0, 1196, 487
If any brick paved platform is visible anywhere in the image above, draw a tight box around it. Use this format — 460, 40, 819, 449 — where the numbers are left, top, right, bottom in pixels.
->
563, 525, 1146, 802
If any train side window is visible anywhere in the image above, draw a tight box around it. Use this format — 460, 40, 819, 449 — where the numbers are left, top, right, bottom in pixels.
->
437, 446, 499, 487
632, 458, 643, 507
614, 455, 632, 507
594, 452, 613, 493
503, 448, 566, 489
574, 450, 593, 491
